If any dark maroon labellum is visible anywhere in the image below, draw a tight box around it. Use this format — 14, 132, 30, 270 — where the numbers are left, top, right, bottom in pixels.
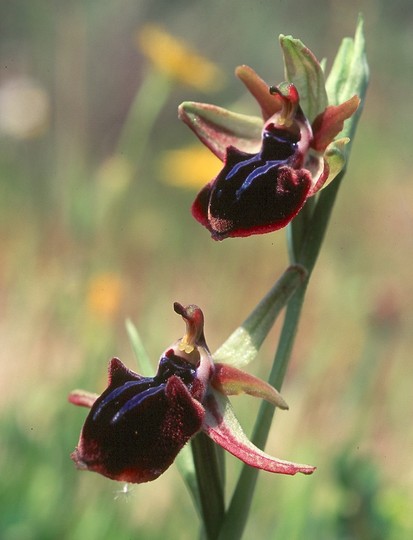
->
192, 124, 312, 240
71, 353, 205, 483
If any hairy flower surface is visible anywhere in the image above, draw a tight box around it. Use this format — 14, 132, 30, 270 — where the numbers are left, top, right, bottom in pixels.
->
179, 46, 359, 240
70, 303, 315, 483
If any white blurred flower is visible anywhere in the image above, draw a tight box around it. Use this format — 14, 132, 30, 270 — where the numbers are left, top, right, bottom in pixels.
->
0, 76, 50, 139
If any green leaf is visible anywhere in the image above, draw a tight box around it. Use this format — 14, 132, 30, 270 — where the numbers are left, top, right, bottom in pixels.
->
125, 318, 153, 376
213, 264, 307, 366
280, 35, 328, 121
326, 16, 369, 111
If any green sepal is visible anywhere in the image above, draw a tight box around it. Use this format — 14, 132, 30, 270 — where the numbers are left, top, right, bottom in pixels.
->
280, 35, 328, 122
322, 138, 349, 187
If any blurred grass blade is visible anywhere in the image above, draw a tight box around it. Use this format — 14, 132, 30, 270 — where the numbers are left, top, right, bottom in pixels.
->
117, 68, 172, 162
125, 318, 153, 376
213, 264, 308, 367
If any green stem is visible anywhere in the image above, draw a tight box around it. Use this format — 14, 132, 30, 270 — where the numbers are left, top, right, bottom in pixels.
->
217, 175, 343, 540
197, 19, 368, 539
191, 432, 226, 540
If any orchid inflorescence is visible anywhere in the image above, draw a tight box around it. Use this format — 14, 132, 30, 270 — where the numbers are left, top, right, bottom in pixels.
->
69, 20, 368, 538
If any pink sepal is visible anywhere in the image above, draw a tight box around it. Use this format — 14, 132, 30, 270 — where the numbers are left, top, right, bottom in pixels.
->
311, 95, 360, 152
235, 65, 284, 121
211, 363, 288, 410
178, 101, 262, 161
203, 389, 315, 476
68, 390, 99, 408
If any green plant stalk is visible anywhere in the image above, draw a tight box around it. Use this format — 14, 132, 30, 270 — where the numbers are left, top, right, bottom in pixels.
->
190, 264, 307, 538
217, 171, 344, 540
184, 18, 368, 539
217, 20, 368, 534
191, 432, 226, 540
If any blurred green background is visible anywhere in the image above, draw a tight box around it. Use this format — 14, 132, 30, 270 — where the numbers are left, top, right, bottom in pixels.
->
1, 1, 412, 539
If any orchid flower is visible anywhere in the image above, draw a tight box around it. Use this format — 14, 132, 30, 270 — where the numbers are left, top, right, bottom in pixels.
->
69, 303, 315, 483
179, 41, 360, 240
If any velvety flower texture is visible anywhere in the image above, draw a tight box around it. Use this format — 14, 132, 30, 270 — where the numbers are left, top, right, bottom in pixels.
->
69, 303, 315, 483
179, 59, 360, 240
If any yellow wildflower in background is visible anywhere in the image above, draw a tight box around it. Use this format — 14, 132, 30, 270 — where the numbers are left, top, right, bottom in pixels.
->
86, 272, 123, 320
96, 155, 133, 195
160, 144, 221, 189
136, 24, 225, 92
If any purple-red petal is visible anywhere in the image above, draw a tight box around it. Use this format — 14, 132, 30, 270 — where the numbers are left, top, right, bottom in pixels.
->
311, 95, 360, 152
235, 65, 284, 121
178, 101, 262, 161
211, 363, 289, 410
68, 390, 99, 408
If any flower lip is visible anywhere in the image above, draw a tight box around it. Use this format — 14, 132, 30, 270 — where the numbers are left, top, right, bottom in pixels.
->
192, 108, 314, 240
71, 354, 205, 484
